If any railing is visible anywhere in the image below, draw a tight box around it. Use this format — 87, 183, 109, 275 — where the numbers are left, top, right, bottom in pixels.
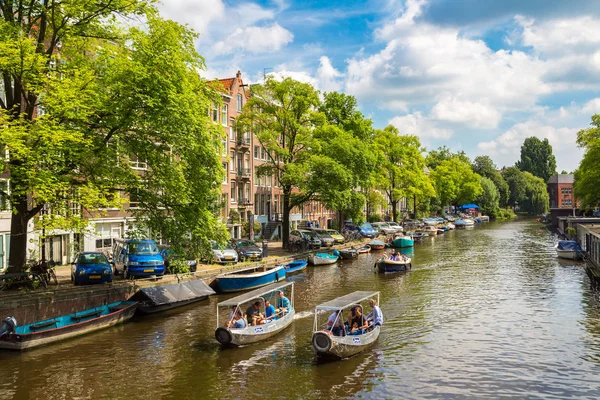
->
236, 137, 251, 147
237, 168, 251, 178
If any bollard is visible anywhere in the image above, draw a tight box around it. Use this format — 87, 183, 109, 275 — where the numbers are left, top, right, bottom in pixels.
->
262, 239, 269, 258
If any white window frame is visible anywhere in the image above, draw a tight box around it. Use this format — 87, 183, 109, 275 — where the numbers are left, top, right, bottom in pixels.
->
237, 94, 243, 112
222, 104, 228, 126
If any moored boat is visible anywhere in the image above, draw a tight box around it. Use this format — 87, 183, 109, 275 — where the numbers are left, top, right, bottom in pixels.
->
308, 253, 339, 265
463, 218, 475, 226
217, 265, 286, 293
215, 282, 295, 346
334, 249, 358, 259
480, 215, 490, 222
368, 240, 386, 250
423, 226, 438, 234
134, 280, 215, 314
446, 223, 455, 230
454, 219, 467, 228
356, 245, 371, 254
0, 301, 137, 351
283, 259, 308, 274
392, 236, 414, 248
555, 240, 583, 260
375, 257, 412, 273
311, 291, 381, 359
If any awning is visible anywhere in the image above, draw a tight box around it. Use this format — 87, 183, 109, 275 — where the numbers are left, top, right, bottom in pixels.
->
138, 280, 216, 306
217, 281, 294, 307
459, 204, 480, 209
315, 291, 380, 311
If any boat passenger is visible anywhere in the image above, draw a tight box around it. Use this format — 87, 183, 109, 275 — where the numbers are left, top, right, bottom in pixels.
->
351, 306, 369, 333
367, 299, 383, 330
349, 321, 363, 335
277, 291, 291, 315
327, 310, 345, 336
246, 301, 264, 326
264, 300, 276, 322
231, 310, 247, 329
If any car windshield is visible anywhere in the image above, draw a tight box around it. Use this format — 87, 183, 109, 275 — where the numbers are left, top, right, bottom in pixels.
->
78, 253, 108, 265
237, 241, 256, 248
327, 230, 342, 236
128, 241, 159, 255
213, 242, 233, 250
360, 222, 373, 229
315, 230, 332, 238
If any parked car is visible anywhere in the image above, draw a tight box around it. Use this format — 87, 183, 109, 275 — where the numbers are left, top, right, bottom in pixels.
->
71, 252, 113, 285
233, 240, 263, 261
344, 222, 377, 238
311, 229, 336, 247
325, 229, 345, 244
160, 246, 197, 272
289, 230, 322, 249
112, 238, 165, 279
371, 222, 396, 235
387, 222, 404, 232
211, 241, 239, 264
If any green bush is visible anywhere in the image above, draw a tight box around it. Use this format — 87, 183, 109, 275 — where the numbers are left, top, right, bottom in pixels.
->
167, 259, 191, 275
493, 208, 517, 220
368, 214, 382, 223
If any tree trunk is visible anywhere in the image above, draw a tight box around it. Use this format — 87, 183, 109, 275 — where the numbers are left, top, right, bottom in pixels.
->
7, 197, 31, 273
391, 200, 397, 222
282, 190, 291, 248
413, 194, 417, 219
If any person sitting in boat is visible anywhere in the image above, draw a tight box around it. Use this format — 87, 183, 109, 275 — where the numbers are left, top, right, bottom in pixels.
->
367, 299, 383, 330
277, 291, 291, 315
327, 310, 345, 337
264, 300, 277, 322
349, 321, 363, 335
230, 310, 247, 329
246, 301, 264, 326
350, 306, 369, 334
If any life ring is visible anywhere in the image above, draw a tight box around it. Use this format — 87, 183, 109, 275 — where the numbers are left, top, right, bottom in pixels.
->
312, 331, 332, 353
215, 327, 232, 345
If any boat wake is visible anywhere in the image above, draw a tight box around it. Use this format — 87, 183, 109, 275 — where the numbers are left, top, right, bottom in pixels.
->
293, 310, 313, 320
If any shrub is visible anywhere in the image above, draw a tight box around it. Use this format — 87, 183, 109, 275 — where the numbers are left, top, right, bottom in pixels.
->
368, 214, 382, 223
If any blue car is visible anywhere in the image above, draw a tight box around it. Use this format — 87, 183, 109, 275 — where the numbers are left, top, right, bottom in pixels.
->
359, 222, 377, 238
71, 252, 113, 285
112, 239, 165, 279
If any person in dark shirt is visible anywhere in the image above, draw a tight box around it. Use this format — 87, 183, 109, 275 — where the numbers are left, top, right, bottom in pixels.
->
245, 301, 263, 326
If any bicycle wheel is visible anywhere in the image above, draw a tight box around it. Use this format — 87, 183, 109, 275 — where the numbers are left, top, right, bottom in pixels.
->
30, 273, 47, 289
49, 268, 58, 285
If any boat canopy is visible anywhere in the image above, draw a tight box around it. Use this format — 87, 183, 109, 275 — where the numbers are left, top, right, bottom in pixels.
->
217, 281, 294, 307
315, 291, 379, 311
137, 280, 216, 306
557, 240, 583, 251
459, 203, 480, 209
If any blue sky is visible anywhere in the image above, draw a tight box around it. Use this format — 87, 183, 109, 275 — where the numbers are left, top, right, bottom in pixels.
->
159, 0, 600, 172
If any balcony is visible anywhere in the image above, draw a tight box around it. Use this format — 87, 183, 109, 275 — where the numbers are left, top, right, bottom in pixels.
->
236, 168, 251, 180
237, 199, 253, 209
236, 136, 251, 149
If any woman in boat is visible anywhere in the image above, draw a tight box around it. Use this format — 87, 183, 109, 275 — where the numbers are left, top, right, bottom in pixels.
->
350, 306, 369, 334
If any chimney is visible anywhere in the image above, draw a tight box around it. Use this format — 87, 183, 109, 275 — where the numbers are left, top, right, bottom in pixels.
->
236, 70, 242, 79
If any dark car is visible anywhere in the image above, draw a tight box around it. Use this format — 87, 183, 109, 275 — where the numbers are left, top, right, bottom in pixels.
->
234, 240, 263, 261
160, 246, 198, 273
71, 252, 113, 285
289, 229, 322, 249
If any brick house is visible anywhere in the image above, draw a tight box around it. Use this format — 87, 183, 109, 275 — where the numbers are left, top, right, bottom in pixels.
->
548, 174, 578, 209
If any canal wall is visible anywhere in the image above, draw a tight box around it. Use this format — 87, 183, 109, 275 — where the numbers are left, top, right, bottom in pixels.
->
577, 224, 600, 286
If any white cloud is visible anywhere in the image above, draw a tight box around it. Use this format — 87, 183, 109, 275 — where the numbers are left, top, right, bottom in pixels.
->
316, 56, 343, 92
431, 95, 502, 129
213, 23, 293, 55
389, 112, 453, 140
158, 0, 224, 35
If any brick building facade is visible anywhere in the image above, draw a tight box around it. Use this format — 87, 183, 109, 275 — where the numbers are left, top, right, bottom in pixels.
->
548, 174, 578, 209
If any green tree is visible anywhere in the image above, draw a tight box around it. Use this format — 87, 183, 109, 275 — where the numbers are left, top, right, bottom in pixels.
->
516, 137, 557, 182
425, 146, 471, 169
373, 126, 434, 222
430, 158, 483, 207
472, 156, 510, 207
0, 3, 226, 272
502, 167, 549, 214
574, 115, 600, 208
476, 176, 500, 216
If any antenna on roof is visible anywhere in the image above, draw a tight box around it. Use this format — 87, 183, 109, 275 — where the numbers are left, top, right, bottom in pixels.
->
263, 68, 273, 82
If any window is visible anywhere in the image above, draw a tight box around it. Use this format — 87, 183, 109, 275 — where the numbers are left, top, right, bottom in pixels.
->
261, 147, 266, 160
222, 104, 228, 125
246, 184, 250, 203
212, 105, 218, 123
0, 180, 9, 211
238, 185, 244, 204
129, 154, 147, 170
129, 190, 141, 208
231, 182, 236, 203
221, 138, 227, 156
237, 94, 243, 112
222, 163, 228, 184
254, 193, 259, 214
254, 146, 259, 159
69, 200, 81, 216
229, 127, 235, 141
254, 167, 258, 186
230, 151, 235, 171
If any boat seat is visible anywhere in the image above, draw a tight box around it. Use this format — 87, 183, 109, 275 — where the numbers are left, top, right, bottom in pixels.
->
30, 320, 58, 330
71, 309, 102, 321
108, 305, 126, 312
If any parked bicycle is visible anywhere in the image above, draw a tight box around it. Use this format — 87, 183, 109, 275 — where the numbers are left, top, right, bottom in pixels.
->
29, 260, 58, 286
0, 267, 48, 291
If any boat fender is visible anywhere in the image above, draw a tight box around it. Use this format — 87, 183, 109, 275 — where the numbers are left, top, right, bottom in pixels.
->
215, 327, 232, 345
0, 316, 17, 338
312, 331, 332, 353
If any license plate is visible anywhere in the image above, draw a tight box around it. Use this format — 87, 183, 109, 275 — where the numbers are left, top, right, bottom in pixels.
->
89, 275, 101, 279
250, 255, 258, 259
143, 269, 154, 272
225, 256, 233, 260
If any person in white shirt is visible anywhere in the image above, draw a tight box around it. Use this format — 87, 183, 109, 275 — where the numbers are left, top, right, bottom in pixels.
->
367, 299, 383, 329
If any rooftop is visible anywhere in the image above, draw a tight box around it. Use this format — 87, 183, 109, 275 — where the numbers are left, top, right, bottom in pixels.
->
548, 174, 574, 184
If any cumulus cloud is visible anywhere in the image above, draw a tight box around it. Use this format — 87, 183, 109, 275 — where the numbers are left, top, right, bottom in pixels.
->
389, 112, 453, 140
213, 23, 293, 55
158, 0, 224, 35
431, 95, 502, 129
316, 56, 343, 92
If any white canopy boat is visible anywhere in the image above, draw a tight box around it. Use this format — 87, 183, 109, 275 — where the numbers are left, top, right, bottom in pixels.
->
214, 281, 295, 346
311, 291, 381, 359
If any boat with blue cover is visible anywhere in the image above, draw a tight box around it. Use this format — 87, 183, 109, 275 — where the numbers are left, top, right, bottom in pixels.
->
392, 236, 414, 248
308, 253, 339, 265
217, 265, 286, 293
0, 301, 137, 350
555, 240, 583, 260
134, 279, 216, 314
283, 260, 308, 274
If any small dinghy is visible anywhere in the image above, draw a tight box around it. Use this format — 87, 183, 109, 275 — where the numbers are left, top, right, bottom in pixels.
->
311, 291, 381, 359
334, 249, 358, 259
283, 260, 308, 274
215, 282, 295, 346
368, 240, 386, 250
555, 240, 583, 260
375, 257, 412, 273
308, 253, 339, 265
0, 301, 137, 350
217, 265, 286, 293
392, 236, 414, 248
356, 245, 371, 254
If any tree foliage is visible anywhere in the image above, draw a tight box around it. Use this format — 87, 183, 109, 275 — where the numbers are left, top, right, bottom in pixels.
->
502, 167, 549, 214
472, 156, 510, 207
574, 115, 600, 208
476, 176, 500, 216
430, 158, 482, 207
425, 146, 470, 169
0, 2, 226, 271
516, 137, 557, 183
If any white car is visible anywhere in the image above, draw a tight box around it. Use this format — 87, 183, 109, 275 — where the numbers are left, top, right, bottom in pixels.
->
211, 242, 239, 264
387, 222, 403, 233
371, 222, 396, 235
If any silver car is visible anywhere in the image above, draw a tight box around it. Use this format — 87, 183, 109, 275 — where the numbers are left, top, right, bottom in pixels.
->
211, 242, 239, 264
371, 222, 396, 235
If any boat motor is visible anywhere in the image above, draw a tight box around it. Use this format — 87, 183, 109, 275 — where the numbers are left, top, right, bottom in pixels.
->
0, 316, 17, 338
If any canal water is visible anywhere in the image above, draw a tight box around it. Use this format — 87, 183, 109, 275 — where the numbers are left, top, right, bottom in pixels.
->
2, 219, 600, 399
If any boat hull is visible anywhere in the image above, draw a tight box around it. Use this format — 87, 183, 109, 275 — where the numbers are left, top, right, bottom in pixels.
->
284, 260, 308, 274
217, 267, 286, 293
392, 238, 414, 248
338, 250, 358, 259
137, 296, 210, 314
356, 245, 371, 254
556, 249, 582, 260
216, 309, 295, 346
0, 302, 137, 350
312, 326, 381, 359
308, 254, 339, 265
376, 259, 411, 273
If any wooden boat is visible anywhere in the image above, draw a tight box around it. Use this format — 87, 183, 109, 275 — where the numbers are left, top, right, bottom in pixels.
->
392, 236, 414, 248
283, 260, 308, 274
311, 291, 381, 359
334, 249, 358, 259
0, 301, 137, 350
356, 245, 371, 254
367, 240, 386, 250
446, 223, 455, 230
480, 215, 490, 222
217, 265, 286, 293
134, 280, 215, 314
375, 257, 412, 273
463, 218, 475, 226
308, 253, 339, 265
423, 226, 438, 234
215, 281, 295, 346
555, 240, 583, 260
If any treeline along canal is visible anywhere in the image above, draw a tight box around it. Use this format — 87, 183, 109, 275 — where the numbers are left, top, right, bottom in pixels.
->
2, 219, 600, 399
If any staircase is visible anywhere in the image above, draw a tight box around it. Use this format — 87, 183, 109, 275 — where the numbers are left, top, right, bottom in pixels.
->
262, 221, 281, 240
